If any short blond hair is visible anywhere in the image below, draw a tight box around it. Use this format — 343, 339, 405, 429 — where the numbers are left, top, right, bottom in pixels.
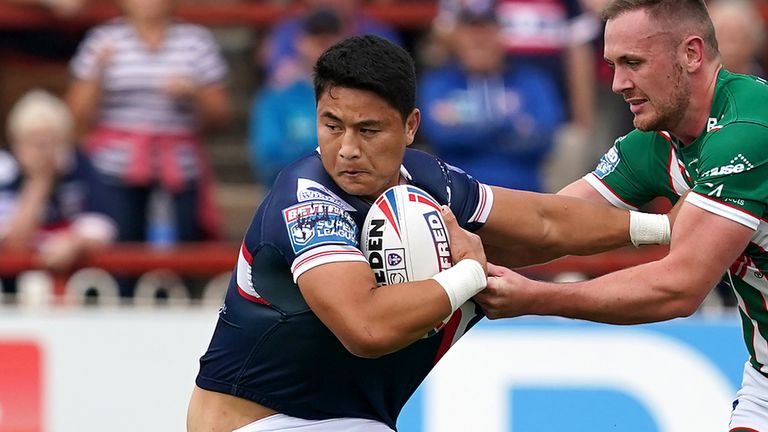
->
601, 0, 720, 59
6, 89, 74, 142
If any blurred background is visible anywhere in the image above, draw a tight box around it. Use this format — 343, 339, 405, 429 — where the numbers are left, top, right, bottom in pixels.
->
0, 0, 764, 431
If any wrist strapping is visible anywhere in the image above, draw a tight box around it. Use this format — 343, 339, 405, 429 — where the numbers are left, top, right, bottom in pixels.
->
431, 259, 486, 312
629, 211, 670, 247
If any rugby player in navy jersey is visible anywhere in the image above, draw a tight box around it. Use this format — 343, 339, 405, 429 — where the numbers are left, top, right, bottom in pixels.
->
187, 35, 670, 432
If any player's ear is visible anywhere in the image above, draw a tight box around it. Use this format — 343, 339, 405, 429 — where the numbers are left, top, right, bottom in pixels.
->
404, 108, 420, 146
682, 35, 705, 72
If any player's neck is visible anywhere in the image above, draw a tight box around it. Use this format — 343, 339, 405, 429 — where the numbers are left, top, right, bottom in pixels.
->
669, 64, 722, 146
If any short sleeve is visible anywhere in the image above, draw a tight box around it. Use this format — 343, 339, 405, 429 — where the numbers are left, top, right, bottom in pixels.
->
189, 27, 228, 85
69, 26, 110, 81
687, 123, 768, 229
443, 163, 494, 231
402, 150, 494, 232
583, 132, 670, 210
278, 189, 367, 282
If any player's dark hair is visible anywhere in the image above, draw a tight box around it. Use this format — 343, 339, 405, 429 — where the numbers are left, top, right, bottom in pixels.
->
313, 35, 416, 123
601, 0, 719, 58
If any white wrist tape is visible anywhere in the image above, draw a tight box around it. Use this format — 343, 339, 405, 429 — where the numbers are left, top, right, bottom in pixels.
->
431, 259, 487, 312
629, 211, 670, 247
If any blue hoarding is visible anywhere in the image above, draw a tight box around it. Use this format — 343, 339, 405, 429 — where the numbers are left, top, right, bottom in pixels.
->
397, 316, 746, 432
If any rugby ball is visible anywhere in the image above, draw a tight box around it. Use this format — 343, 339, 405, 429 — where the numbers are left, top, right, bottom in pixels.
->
360, 185, 453, 336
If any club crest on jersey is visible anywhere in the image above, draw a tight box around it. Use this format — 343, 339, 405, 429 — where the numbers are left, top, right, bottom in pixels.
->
595, 145, 621, 179
283, 201, 358, 254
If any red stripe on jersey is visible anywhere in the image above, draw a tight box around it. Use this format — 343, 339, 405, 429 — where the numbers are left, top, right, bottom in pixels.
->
731, 428, 760, 431
472, 185, 488, 222
666, 146, 690, 191
241, 242, 253, 263
237, 284, 270, 305
293, 249, 364, 271
667, 147, 675, 192
730, 254, 749, 279
592, 174, 641, 209
434, 309, 463, 364
737, 281, 768, 364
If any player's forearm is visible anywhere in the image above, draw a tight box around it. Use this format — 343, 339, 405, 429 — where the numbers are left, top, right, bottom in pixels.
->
196, 86, 232, 130
482, 187, 632, 262
529, 259, 708, 324
65, 80, 102, 135
342, 279, 454, 358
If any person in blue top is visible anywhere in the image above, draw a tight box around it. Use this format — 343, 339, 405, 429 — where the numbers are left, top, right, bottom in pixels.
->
260, 0, 402, 85
249, 8, 344, 186
419, 6, 565, 191
187, 35, 669, 432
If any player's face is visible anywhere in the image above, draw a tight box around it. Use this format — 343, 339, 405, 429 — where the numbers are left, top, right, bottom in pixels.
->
317, 86, 419, 201
604, 9, 691, 132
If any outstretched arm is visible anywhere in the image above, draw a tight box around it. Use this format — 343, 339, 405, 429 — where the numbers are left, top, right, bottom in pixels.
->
477, 202, 752, 323
478, 185, 667, 268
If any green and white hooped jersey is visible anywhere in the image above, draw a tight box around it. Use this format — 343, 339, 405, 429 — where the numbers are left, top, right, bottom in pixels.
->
585, 69, 768, 374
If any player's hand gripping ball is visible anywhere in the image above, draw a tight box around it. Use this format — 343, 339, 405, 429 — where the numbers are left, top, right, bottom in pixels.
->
361, 185, 452, 337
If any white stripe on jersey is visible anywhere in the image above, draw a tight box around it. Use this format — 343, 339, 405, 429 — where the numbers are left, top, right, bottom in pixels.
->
752, 221, 768, 251
732, 271, 768, 373
583, 173, 639, 210
685, 192, 760, 230
469, 184, 494, 224
668, 147, 691, 196
291, 244, 367, 283
237, 245, 263, 301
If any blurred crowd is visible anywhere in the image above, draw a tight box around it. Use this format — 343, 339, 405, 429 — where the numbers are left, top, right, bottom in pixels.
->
0, 0, 766, 305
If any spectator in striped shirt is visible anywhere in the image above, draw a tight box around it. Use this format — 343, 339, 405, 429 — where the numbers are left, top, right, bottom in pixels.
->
65, 0, 232, 248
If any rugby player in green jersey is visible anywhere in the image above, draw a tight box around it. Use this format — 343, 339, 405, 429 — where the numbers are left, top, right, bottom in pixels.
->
470, 0, 768, 429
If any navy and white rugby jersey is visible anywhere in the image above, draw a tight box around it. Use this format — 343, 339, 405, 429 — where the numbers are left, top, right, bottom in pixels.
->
195, 149, 494, 429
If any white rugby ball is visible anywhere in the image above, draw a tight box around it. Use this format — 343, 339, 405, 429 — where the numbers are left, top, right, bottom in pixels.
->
361, 185, 453, 336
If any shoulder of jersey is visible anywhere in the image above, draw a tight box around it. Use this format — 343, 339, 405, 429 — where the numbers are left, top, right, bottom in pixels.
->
720, 74, 768, 126
0, 151, 19, 186
402, 148, 453, 200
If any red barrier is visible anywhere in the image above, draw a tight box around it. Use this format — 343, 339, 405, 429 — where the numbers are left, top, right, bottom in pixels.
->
0, 242, 238, 277
0, 2, 438, 30
0, 242, 667, 279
